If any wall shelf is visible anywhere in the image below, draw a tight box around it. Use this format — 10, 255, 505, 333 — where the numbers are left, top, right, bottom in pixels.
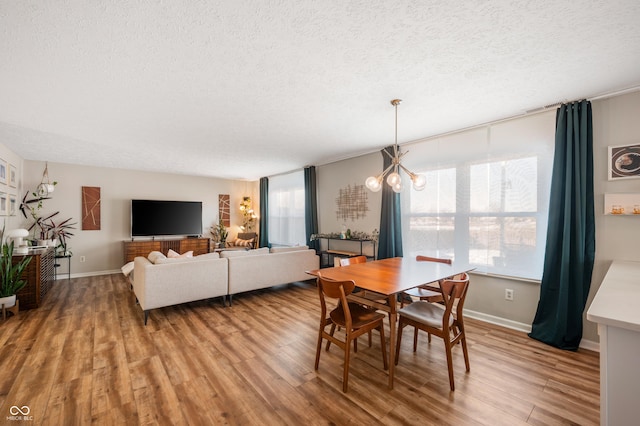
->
604, 193, 640, 215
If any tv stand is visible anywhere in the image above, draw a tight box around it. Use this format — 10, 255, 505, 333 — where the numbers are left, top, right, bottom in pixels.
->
123, 237, 210, 263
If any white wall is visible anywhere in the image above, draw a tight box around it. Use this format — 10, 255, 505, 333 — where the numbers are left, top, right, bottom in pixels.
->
21, 160, 258, 275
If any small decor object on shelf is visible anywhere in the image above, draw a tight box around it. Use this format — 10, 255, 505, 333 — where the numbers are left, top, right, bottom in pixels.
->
608, 143, 640, 180
634, 205, 640, 215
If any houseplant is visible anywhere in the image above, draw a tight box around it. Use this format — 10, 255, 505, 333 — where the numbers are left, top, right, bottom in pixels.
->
0, 229, 32, 309
41, 214, 76, 254
210, 219, 228, 248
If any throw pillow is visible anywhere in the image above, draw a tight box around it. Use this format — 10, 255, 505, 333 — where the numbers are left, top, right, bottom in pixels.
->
167, 249, 194, 258
148, 251, 166, 264
233, 238, 254, 247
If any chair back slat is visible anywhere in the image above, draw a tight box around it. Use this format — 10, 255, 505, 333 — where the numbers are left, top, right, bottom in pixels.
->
439, 273, 470, 320
416, 255, 452, 265
339, 256, 367, 266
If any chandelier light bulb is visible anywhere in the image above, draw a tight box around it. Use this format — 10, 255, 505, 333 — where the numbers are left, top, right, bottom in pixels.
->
412, 174, 427, 191
386, 171, 401, 187
392, 181, 403, 193
365, 176, 382, 192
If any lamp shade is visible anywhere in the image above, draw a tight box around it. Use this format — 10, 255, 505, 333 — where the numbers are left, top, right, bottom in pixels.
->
5, 228, 29, 239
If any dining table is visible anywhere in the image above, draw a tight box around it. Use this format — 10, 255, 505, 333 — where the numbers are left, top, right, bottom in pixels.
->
307, 256, 474, 389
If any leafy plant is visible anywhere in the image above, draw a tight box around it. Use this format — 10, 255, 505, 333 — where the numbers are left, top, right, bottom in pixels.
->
42, 215, 76, 251
0, 229, 32, 297
19, 191, 51, 239
210, 219, 228, 243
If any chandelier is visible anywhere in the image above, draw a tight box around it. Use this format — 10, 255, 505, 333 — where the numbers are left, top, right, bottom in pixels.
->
365, 99, 426, 193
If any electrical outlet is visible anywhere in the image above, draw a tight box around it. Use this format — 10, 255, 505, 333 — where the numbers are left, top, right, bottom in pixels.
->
80, 256, 86, 263
505, 288, 514, 301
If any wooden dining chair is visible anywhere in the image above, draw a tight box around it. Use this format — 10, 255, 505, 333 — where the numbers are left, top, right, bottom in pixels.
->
395, 273, 470, 391
400, 255, 452, 307
315, 274, 388, 392
338, 255, 389, 349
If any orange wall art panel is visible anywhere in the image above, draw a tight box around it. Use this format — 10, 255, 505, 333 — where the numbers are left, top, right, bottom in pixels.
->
82, 186, 101, 230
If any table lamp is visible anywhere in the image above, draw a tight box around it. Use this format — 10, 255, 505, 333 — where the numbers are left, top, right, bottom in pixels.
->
5, 229, 30, 254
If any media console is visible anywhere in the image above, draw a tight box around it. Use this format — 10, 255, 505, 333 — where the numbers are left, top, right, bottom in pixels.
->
123, 237, 210, 263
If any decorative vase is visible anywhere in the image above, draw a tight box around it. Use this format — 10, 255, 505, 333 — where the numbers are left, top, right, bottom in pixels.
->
0, 295, 17, 309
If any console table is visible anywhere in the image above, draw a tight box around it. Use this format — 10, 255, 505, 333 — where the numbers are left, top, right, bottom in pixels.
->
316, 237, 376, 268
14, 247, 55, 310
123, 237, 210, 263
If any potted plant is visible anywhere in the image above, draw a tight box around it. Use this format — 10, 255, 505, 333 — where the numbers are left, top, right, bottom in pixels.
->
42, 214, 76, 253
210, 219, 228, 248
0, 229, 32, 310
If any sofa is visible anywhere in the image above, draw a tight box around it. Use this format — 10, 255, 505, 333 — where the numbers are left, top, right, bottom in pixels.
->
224, 246, 320, 304
132, 246, 319, 324
133, 251, 228, 325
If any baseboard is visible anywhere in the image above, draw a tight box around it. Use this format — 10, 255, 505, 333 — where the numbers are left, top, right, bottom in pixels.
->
465, 309, 600, 352
465, 309, 532, 333
55, 269, 122, 280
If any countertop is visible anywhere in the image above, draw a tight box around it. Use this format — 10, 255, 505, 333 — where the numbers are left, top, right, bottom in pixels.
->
587, 260, 640, 332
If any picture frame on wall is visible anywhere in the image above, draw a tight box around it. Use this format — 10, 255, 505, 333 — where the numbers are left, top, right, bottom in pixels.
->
0, 192, 7, 216
609, 143, 640, 180
0, 159, 6, 185
9, 195, 16, 216
9, 164, 16, 188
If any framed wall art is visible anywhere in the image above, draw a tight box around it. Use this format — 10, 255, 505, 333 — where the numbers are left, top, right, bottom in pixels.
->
9, 164, 17, 188
219, 194, 230, 227
0, 192, 7, 216
82, 186, 101, 230
9, 194, 16, 216
609, 143, 640, 180
0, 159, 6, 185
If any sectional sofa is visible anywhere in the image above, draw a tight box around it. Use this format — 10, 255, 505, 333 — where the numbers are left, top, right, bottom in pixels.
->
132, 246, 319, 324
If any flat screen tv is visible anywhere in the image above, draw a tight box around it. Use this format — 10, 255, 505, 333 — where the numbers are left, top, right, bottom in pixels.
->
131, 200, 203, 237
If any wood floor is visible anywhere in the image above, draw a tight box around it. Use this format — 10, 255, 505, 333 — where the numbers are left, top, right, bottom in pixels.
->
0, 274, 599, 425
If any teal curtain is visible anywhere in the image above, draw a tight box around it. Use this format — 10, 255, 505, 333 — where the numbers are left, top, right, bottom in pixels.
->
304, 166, 319, 251
258, 177, 269, 248
377, 146, 403, 259
529, 100, 595, 350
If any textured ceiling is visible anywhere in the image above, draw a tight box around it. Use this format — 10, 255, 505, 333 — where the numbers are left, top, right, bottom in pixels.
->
1, 1, 640, 180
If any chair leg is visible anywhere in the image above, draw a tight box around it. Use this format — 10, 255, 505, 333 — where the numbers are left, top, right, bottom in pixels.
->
326, 324, 336, 351
343, 335, 351, 392
413, 327, 419, 352
395, 320, 404, 366
368, 330, 372, 347
315, 324, 324, 370
378, 324, 388, 370
444, 339, 455, 391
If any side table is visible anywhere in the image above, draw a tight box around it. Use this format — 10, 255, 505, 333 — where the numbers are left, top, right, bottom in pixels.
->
54, 253, 72, 280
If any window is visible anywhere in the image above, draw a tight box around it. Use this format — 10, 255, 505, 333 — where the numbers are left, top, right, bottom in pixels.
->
401, 111, 555, 280
268, 170, 306, 247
